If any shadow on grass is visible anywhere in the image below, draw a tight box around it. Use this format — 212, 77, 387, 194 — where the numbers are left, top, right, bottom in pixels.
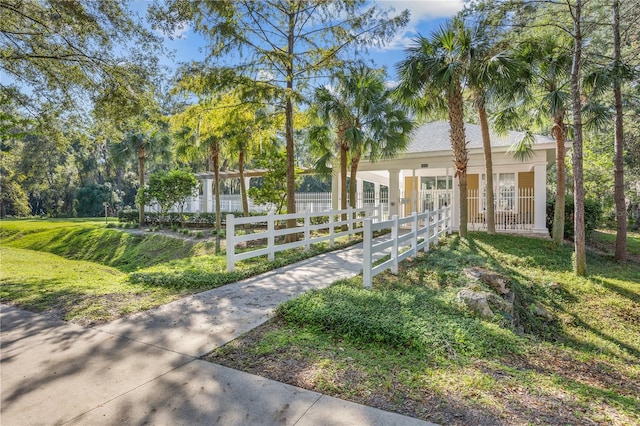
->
593, 276, 640, 304
409, 234, 639, 362
1, 277, 91, 318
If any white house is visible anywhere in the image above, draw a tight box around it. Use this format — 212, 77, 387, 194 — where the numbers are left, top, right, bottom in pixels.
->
344, 121, 557, 236
182, 121, 557, 236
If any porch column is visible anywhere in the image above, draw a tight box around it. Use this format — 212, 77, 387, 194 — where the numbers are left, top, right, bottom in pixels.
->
374, 182, 380, 207
388, 169, 400, 217
412, 169, 417, 213
356, 178, 364, 208
190, 193, 198, 213
533, 163, 548, 234
202, 178, 213, 213
331, 167, 339, 210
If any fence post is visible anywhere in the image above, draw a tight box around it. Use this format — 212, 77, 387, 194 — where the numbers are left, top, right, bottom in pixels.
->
329, 213, 335, 246
226, 214, 235, 272
425, 210, 431, 252
447, 205, 452, 234
377, 203, 383, 223
363, 218, 373, 288
268, 212, 275, 261
304, 211, 310, 251
391, 215, 399, 275
348, 207, 354, 239
412, 211, 418, 257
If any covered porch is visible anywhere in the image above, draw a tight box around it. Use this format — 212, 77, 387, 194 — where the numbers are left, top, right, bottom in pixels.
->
351, 121, 556, 236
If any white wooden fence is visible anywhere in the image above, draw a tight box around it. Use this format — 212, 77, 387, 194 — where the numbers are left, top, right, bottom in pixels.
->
226, 205, 383, 271
362, 206, 451, 288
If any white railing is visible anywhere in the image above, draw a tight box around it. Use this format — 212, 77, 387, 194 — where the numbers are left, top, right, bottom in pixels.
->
362, 206, 451, 289
226, 205, 383, 271
467, 188, 534, 231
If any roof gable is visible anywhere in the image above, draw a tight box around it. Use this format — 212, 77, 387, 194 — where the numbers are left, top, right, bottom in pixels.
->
407, 121, 554, 153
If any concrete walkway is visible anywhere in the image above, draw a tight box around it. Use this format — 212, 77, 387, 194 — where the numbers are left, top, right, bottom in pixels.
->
1, 242, 434, 425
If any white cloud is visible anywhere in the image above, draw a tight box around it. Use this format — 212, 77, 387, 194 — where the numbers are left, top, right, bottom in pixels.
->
378, 0, 466, 22
156, 22, 190, 40
375, 0, 467, 51
384, 80, 399, 89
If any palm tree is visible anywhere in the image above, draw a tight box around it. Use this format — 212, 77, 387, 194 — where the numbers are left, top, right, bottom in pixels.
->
173, 117, 225, 254
466, 23, 520, 235
310, 65, 413, 214
508, 35, 573, 243
117, 125, 172, 227
396, 18, 472, 238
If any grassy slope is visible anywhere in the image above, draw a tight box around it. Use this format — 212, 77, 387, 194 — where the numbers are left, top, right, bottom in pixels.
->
1, 219, 214, 271
0, 219, 216, 324
0, 219, 362, 324
0, 247, 176, 324
212, 232, 640, 425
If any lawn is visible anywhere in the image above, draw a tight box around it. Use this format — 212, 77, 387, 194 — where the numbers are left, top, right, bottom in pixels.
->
210, 232, 640, 425
0, 218, 362, 324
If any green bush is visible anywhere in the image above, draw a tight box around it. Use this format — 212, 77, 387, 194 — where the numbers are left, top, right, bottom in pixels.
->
546, 195, 603, 238
117, 209, 139, 223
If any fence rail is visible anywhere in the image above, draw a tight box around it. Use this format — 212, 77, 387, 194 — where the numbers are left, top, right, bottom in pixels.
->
362, 206, 451, 288
226, 205, 383, 271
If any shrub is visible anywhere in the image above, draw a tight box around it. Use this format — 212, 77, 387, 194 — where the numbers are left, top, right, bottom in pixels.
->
118, 209, 139, 223
546, 196, 603, 238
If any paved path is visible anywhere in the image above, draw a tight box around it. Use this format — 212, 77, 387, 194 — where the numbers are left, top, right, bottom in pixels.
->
1, 242, 434, 425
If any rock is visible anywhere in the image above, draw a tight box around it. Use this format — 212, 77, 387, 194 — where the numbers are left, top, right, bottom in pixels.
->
547, 282, 562, 290
464, 267, 511, 295
487, 292, 514, 316
532, 302, 554, 321
457, 287, 494, 318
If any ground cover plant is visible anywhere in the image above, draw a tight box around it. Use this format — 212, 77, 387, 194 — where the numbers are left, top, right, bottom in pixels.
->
210, 232, 640, 425
0, 219, 363, 325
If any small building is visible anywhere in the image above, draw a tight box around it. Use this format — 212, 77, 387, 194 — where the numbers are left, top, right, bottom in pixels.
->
351, 121, 557, 236
181, 121, 557, 236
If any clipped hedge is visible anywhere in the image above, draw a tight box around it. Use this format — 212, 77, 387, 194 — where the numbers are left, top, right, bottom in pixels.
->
117, 210, 264, 226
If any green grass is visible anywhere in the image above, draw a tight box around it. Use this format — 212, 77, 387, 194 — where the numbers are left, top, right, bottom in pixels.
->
0, 218, 364, 324
212, 232, 640, 425
1, 219, 214, 271
0, 247, 176, 324
591, 229, 640, 256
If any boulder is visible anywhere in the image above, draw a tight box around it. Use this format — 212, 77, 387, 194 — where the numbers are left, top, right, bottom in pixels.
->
464, 267, 511, 295
457, 287, 494, 318
532, 302, 554, 321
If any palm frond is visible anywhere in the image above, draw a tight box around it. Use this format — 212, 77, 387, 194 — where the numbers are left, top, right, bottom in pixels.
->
508, 130, 535, 162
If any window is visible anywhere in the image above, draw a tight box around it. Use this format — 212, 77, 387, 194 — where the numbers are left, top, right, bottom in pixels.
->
420, 176, 452, 190
420, 176, 452, 210
481, 173, 516, 211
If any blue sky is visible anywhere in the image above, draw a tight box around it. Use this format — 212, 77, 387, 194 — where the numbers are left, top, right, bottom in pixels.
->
139, 0, 467, 83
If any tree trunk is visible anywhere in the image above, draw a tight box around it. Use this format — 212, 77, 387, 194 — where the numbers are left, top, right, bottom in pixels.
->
239, 149, 249, 217
477, 95, 495, 234
340, 141, 348, 227
612, 0, 627, 262
284, 8, 297, 239
213, 143, 221, 255
552, 113, 566, 243
571, 0, 586, 276
349, 148, 361, 209
137, 150, 145, 228
449, 82, 468, 238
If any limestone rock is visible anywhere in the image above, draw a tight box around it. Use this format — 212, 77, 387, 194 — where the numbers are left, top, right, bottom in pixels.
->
464, 267, 511, 295
457, 287, 494, 318
532, 302, 554, 321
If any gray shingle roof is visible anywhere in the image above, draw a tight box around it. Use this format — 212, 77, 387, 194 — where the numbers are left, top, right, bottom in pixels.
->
406, 121, 554, 153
